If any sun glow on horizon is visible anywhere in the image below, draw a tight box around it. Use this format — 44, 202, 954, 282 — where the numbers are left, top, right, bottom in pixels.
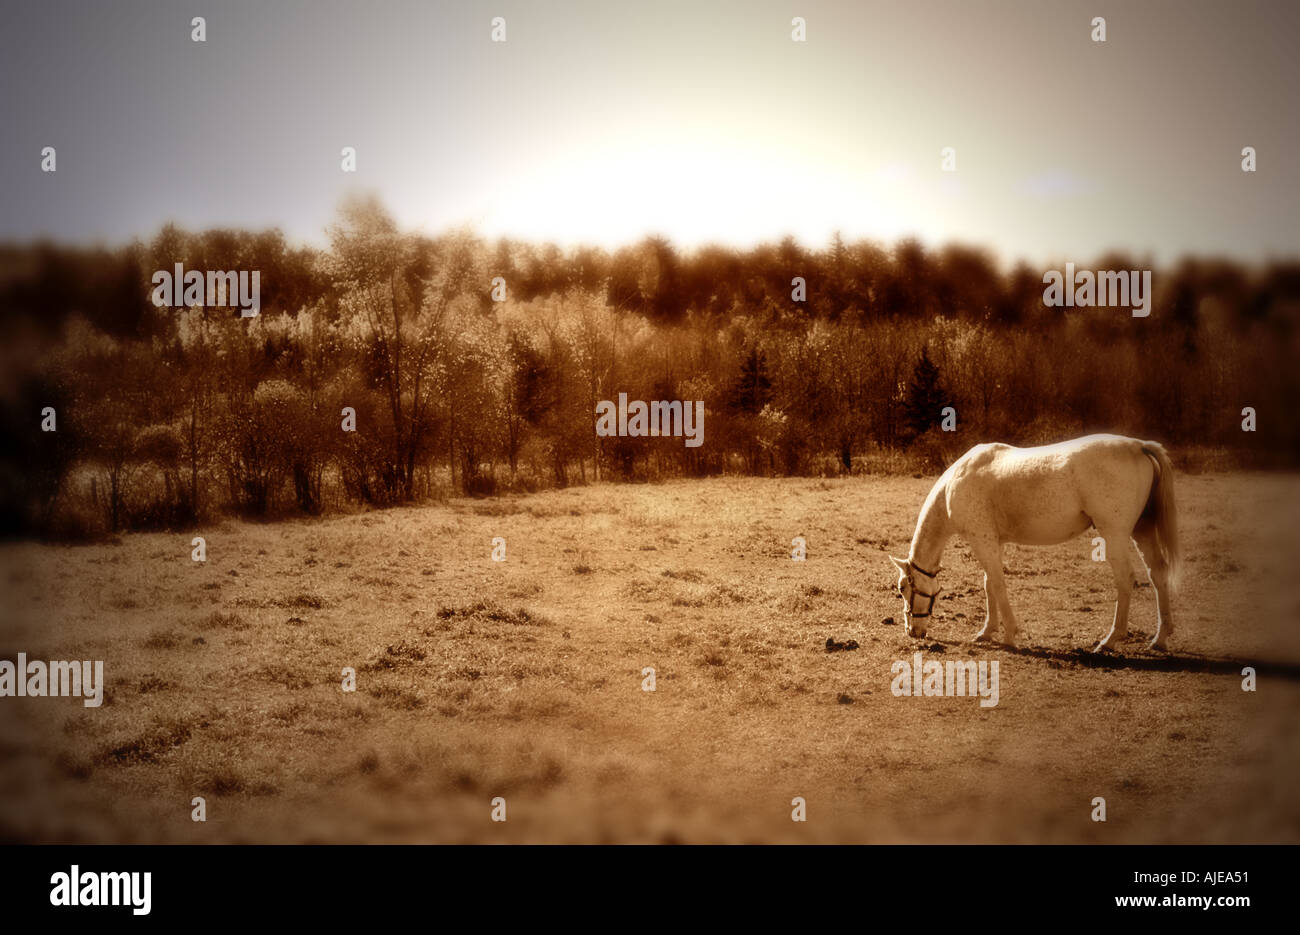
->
450, 136, 943, 254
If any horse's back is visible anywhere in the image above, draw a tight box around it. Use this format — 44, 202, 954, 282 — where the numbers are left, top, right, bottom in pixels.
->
946, 435, 1154, 544
961, 435, 1148, 475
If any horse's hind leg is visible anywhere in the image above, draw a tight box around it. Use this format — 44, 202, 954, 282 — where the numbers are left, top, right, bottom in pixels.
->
1094, 528, 1134, 651
1133, 521, 1173, 650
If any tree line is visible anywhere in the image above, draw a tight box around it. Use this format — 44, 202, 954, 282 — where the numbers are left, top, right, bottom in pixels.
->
1, 194, 1296, 538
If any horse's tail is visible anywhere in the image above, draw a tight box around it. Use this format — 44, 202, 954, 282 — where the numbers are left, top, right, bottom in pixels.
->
1140, 441, 1181, 591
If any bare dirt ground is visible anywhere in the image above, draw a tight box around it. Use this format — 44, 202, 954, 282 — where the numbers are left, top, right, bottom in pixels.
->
1, 472, 1298, 844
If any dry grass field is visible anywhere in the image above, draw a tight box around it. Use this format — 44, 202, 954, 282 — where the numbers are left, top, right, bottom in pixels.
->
1, 472, 1298, 844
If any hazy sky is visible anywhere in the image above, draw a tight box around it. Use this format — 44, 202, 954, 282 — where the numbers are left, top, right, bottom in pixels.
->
1, 0, 1297, 266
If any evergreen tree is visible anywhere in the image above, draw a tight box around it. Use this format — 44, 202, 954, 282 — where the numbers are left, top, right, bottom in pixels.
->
901, 346, 946, 441
731, 345, 773, 415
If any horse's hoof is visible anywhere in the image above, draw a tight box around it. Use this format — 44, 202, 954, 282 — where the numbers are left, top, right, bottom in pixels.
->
1092, 641, 1113, 653
1148, 640, 1167, 652
973, 632, 991, 643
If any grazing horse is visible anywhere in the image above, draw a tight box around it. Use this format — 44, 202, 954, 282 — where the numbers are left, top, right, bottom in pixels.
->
889, 435, 1180, 651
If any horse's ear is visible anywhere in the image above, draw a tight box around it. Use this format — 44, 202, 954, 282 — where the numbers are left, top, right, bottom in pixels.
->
889, 555, 909, 572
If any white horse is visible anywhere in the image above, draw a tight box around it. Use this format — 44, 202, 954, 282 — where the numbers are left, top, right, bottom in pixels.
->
890, 434, 1180, 651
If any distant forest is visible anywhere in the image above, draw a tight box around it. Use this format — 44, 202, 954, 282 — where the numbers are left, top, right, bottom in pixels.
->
1, 194, 1297, 538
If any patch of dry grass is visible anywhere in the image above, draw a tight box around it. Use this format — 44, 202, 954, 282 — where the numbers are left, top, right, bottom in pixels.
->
0, 474, 1297, 843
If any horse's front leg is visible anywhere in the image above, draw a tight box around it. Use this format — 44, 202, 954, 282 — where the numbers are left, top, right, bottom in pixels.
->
1094, 532, 1133, 651
974, 570, 1000, 642
972, 540, 1016, 647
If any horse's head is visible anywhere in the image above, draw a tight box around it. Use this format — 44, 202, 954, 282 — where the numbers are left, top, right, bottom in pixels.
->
889, 555, 942, 638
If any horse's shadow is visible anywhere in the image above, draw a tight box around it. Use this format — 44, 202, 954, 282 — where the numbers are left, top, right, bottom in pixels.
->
917, 636, 1300, 681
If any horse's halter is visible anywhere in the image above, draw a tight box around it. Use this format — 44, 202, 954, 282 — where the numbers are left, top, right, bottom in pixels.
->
903, 560, 942, 618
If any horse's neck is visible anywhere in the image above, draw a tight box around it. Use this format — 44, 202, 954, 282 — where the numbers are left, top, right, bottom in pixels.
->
910, 476, 952, 571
